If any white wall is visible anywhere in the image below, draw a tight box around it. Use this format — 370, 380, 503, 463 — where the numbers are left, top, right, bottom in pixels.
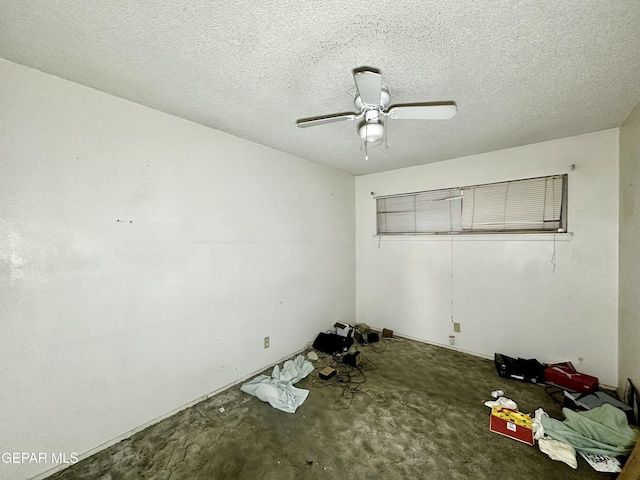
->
356, 130, 619, 386
0, 59, 355, 480
619, 100, 640, 394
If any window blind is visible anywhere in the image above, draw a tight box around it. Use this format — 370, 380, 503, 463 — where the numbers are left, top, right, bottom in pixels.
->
376, 174, 567, 235
460, 175, 565, 232
377, 188, 462, 234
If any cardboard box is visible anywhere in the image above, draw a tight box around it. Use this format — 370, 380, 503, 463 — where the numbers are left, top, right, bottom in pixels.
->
319, 367, 337, 380
489, 407, 534, 445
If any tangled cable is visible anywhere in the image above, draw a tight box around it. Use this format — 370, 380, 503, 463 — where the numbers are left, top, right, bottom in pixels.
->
310, 351, 386, 410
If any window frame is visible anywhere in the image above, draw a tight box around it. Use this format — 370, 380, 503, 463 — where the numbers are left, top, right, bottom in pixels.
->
375, 174, 568, 236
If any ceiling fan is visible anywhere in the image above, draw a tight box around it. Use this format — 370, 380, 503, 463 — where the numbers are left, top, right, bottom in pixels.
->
296, 67, 457, 159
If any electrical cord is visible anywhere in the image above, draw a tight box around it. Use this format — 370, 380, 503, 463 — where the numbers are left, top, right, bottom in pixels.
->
310, 354, 385, 410
545, 385, 566, 407
366, 339, 388, 354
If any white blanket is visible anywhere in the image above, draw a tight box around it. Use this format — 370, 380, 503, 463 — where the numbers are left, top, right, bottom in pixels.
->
240, 355, 315, 413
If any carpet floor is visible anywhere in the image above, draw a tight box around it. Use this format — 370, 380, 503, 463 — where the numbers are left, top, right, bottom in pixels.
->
47, 337, 620, 479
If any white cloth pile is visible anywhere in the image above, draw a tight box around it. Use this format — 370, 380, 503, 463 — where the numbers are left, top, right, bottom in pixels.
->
533, 404, 638, 471
240, 355, 315, 413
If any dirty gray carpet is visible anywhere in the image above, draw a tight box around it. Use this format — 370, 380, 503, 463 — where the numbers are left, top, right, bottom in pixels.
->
47, 337, 618, 479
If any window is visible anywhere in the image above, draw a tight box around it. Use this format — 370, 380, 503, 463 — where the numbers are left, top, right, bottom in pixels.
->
376, 174, 567, 235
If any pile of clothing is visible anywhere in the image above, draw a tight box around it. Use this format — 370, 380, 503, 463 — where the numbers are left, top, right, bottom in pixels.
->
534, 403, 638, 470
486, 391, 638, 472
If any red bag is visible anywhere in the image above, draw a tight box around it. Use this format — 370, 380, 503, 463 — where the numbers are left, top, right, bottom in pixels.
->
544, 362, 599, 393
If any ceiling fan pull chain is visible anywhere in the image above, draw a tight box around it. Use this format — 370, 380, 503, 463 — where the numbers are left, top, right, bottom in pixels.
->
383, 116, 388, 153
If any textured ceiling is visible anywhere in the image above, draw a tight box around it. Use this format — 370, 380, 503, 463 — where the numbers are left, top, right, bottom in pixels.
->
1, 1, 640, 175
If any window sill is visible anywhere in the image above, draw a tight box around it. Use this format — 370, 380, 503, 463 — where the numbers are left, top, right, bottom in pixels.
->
371, 233, 573, 241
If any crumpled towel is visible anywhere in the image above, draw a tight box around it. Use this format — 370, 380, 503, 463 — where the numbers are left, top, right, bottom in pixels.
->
532, 408, 547, 440
541, 403, 639, 456
538, 437, 578, 469
240, 355, 315, 413
272, 355, 314, 384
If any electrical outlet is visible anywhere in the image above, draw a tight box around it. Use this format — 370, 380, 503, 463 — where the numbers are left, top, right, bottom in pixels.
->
264, 336, 270, 349
453, 322, 461, 333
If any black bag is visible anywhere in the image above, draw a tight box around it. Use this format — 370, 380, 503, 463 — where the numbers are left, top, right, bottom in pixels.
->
313, 332, 353, 354
494, 353, 545, 384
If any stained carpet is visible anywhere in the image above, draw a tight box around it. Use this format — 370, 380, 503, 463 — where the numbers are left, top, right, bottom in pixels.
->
47, 337, 618, 479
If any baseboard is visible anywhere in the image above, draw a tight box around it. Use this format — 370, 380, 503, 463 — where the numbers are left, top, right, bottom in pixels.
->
369, 327, 494, 361
372, 328, 618, 390
30, 346, 308, 480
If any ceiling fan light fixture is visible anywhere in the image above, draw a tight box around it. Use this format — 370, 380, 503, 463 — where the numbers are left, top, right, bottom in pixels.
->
358, 121, 384, 144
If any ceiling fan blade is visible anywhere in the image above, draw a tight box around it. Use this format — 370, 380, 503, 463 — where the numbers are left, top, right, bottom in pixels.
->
296, 112, 360, 128
354, 70, 383, 106
387, 102, 457, 120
